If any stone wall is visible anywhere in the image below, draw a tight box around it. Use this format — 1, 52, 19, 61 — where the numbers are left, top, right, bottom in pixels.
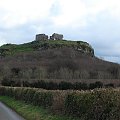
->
50, 33, 63, 40
35, 33, 63, 41
36, 34, 48, 41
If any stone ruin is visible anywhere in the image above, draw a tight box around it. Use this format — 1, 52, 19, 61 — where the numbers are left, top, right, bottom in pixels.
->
36, 33, 63, 41
50, 33, 63, 40
36, 34, 48, 41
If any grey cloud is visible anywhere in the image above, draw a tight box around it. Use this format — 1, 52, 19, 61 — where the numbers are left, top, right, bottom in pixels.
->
102, 56, 120, 64
0, 2, 120, 64
50, 1, 61, 16
0, 24, 36, 44
74, 12, 120, 58
51, 10, 120, 64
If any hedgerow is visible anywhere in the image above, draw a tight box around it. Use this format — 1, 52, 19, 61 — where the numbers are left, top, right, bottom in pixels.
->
0, 87, 53, 108
65, 89, 120, 120
2, 80, 113, 90
0, 86, 120, 120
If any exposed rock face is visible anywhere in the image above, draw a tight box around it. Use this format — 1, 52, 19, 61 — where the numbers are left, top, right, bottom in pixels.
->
34, 33, 94, 56
36, 34, 48, 41
50, 33, 63, 40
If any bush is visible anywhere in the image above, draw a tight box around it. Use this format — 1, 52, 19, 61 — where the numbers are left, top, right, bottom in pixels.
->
65, 92, 95, 117
25, 88, 37, 103
0, 87, 120, 119
33, 80, 46, 89
65, 89, 120, 120
23, 81, 30, 87
95, 81, 103, 88
73, 82, 88, 90
59, 81, 73, 90
0, 87, 53, 108
1, 78, 13, 86
33, 90, 53, 108
1, 79, 116, 90
46, 82, 58, 90
1, 78, 21, 87
105, 83, 115, 88
89, 81, 103, 90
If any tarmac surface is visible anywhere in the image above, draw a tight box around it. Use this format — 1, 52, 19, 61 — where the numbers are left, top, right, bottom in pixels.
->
0, 102, 25, 120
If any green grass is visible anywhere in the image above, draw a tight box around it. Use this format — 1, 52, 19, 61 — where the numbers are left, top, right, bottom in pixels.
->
0, 40, 93, 56
0, 96, 78, 120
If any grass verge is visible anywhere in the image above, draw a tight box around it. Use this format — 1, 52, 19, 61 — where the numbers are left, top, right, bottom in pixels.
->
0, 96, 78, 120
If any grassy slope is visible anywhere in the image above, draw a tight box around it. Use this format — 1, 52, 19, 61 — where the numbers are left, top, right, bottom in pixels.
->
0, 96, 78, 120
0, 40, 94, 55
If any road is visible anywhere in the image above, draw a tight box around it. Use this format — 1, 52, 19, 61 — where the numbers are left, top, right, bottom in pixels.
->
0, 102, 25, 120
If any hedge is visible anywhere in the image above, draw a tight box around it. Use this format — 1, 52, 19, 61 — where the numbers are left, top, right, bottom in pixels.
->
0, 87, 53, 108
65, 89, 120, 120
0, 86, 120, 120
2, 79, 111, 90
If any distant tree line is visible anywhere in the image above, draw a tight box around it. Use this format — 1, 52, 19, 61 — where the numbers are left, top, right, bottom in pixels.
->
0, 48, 120, 84
1, 65, 120, 80
1, 79, 116, 90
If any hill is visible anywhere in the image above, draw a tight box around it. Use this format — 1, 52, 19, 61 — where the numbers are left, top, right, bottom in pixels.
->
0, 39, 94, 56
0, 38, 120, 86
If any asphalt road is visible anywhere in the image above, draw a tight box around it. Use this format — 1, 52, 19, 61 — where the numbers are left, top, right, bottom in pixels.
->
0, 102, 25, 120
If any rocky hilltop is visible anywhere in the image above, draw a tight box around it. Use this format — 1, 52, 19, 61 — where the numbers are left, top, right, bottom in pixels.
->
0, 33, 120, 85
0, 33, 94, 57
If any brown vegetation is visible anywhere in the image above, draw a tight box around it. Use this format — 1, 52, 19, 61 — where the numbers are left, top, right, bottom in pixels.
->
0, 48, 120, 85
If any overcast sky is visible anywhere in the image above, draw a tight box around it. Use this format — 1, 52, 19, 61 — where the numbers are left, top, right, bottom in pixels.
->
0, 0, 120, 63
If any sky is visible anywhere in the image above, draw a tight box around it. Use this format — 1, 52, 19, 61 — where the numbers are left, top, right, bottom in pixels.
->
0, 0, 120, 63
